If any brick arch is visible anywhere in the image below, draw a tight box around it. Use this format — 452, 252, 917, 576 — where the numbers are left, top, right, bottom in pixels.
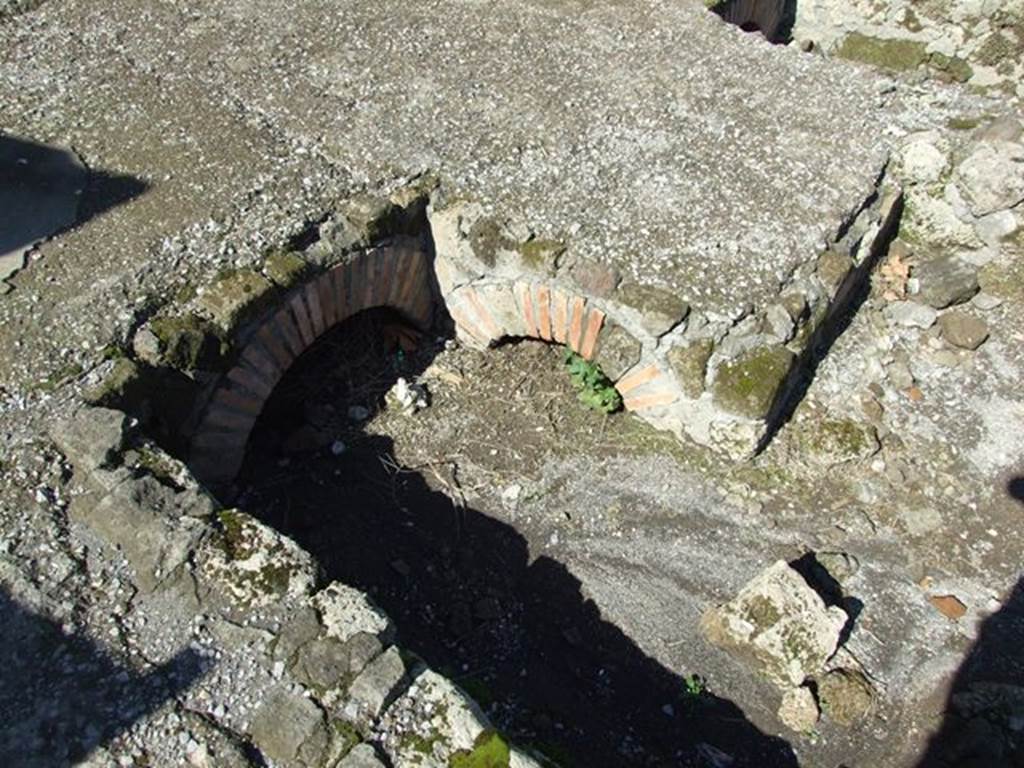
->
189, 242, 435, 489
444, 281, 679, 414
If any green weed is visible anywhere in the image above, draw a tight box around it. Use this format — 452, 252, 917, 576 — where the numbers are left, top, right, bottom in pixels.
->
683, 674, 706, 698
563, 350, 622, 414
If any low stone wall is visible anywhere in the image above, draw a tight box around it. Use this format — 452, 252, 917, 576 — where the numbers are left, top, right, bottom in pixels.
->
50, 406, 546, 768
429, 177, 902, 459
81, 173, 899, 494
792, 0, 1023, 101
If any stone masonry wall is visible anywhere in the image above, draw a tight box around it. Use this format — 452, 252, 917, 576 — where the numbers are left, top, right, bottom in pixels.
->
429, 176, 902, 459
50, 405, 546, 768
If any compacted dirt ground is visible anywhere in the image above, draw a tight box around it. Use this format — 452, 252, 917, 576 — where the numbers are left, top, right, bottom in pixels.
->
230, 303, 1024, 767
237, 315, 800, 767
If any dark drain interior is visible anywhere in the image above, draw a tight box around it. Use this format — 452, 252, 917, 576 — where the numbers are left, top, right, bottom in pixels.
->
709, 0, 797, 44
232, 311, 797, 767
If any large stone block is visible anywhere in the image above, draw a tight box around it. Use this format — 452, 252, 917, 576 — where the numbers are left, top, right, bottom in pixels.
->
701, 560, 848, 690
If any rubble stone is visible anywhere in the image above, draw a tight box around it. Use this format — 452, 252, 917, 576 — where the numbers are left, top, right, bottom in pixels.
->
701, 561, 849, 690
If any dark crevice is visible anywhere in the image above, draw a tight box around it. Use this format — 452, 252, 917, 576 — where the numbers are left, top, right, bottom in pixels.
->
758, 191, 904, 453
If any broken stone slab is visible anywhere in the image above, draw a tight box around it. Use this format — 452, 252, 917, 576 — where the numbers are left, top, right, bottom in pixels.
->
710, 345, 796, 422
196, 269, 278, 336
778, 686, 820, 733
818, 667, 875, 726
798, 418, 880, 467
249, 687, 347, 768
49, 406, 131, 473
194, 510, 319, 617
71, 474, 210, 594
883, 300, 938, 329
338, 744, 386, 768
955, 139, 1024, 218
347, 646, 407, 721
380, 668, 543, 768
313, 581, 395, 646
913, 255, 980, 309
701, 560, 849, 690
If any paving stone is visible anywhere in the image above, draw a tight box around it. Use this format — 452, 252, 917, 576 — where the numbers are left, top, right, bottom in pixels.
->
339, 744, 386, 768
593, 323, 642, 381
348, 646, 406, 718
197, 270, 276, 335
711, 346, 796, 421
956, 140, 1024, 217
883, 301, 938, 329
667, 339, 714, 400
613, 282, 689, 337
249, 688, 338, 768
50, 407, 130, 472
818, 668, 875, 726
778, 686, 820, 732
913, 255, 979, 309
939, 310, 990, 350
313, 582, 394, 645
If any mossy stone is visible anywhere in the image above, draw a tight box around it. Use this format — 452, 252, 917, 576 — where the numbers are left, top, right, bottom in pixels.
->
84, 358, 145, 409
711, 346, 795, 420
836, 33, 928, 72
197, 269, 276, 334
594, 323, 642, 381
615, 282, 690, 336
781, 292, 809, 323
150, 314, 223, 371
819, 668, 874, 726
947, 116, 983, 132
801, 418, 880, 465
468, 217, 514, 268
263, 249, 311, 288
929, 52, 973, 83
342, 193, 402, 242
976, 30, 1018, 67
667, 339, 714, 399
449, 731, 511, 768
816, 249, 853, 297
517, 238, 565, 276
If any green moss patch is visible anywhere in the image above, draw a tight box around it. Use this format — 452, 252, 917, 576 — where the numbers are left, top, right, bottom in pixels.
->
711, 346, 795, 421
449, 731, 511, 768
469, 218, 514, 268
517, 238, 565, 275
263, 249, 312, 288
197, 269, 276, 334
150, 314, 223, 371
928, 52, 973, 83
836, 33, 928, 72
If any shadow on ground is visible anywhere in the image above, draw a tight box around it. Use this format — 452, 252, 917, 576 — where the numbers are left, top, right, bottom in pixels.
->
235, 309, 797, 768
915, 478, 1024, 767
0, 133, 148, 282
0, 588, 210, 766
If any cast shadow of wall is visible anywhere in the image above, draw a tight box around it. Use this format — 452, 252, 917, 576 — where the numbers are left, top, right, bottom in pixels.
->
0, 588, 210, 767
0, 133, 148, 278
915, 477, 1024, 767
234, 311, 798, 768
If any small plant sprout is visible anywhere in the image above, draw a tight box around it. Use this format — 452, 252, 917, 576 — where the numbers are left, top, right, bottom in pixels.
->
683, 673, 706, 698
563, 349, 622, 414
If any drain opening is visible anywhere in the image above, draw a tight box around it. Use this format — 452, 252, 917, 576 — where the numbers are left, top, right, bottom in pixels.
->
227, 316, 797, 767
707, 0, 796, 44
